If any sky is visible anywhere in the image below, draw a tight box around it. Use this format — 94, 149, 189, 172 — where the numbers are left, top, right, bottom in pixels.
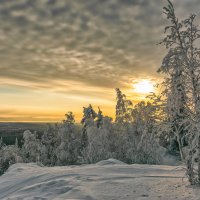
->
0, 0, 200, 122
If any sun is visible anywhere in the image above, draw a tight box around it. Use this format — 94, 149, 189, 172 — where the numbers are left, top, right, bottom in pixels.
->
133, 80, 154, 94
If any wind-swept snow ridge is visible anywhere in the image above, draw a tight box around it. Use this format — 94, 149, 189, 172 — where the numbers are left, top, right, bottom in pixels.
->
0, 160, 199, 200
96, 158, 126, 166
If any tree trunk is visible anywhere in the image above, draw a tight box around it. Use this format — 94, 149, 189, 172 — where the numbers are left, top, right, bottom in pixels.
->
177, 134, 184, 161
198, 134, 200, 184
187, 150, 194, 184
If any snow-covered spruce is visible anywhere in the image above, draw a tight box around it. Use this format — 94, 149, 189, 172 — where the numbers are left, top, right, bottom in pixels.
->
159, 0, 200, 184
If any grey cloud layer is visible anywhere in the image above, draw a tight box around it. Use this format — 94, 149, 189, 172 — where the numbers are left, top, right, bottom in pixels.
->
0, 0, 199, 89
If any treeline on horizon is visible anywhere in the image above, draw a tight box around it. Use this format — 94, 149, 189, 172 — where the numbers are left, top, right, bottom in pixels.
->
1, 0, 200, 185
0, 88, 164, 169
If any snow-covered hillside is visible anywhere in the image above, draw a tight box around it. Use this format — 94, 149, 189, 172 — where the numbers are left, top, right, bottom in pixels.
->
0, 159, 199, 200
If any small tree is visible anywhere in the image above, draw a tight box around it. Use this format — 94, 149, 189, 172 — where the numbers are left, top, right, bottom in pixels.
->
40, 124, 58, 166
115, 88, 133, 124
126, 101, 161, 164
56, 112, 81, 165
84, 120, 112, 163
96, 107, 103, 128
22, 130, 40, 163
81, 104, 97, 151
0, 144, 22, 175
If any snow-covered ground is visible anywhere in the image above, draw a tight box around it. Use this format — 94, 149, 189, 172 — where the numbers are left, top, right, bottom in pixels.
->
0, 159, 199, 200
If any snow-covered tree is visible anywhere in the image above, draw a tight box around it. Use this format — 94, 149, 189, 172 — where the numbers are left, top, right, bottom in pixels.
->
125, 101, 161, 164
158, 0, 190, 160
81, 104, 97, 151
22, 130, 40, 163
0, 144, 22, 175
56, 112, 81, 165
96, 107, 103, 128
84, 119, 113, 163
160, 0, 200, 184
40, 124, 58, 166
115, 88, 133, 124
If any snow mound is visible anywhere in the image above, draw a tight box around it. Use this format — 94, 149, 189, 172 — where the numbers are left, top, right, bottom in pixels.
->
96, 158, 126, 166
0, 162, 199, 200
6, 163, 40, 173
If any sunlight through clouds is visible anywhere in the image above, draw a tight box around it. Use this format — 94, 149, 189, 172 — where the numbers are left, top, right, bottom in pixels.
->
0, 0, 199, 121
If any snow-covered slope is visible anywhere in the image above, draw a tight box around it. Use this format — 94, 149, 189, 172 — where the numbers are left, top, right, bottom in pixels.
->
0, 159, 199, 200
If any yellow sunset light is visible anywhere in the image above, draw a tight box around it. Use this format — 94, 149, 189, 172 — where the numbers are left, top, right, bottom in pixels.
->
133, 80, 154, 94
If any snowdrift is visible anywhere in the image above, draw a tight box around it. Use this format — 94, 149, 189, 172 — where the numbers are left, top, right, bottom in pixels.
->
0, 160, 199, 200
96, 158, 126, 166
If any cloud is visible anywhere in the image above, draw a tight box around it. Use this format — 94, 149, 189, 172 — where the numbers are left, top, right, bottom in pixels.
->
0, 0, 199, 91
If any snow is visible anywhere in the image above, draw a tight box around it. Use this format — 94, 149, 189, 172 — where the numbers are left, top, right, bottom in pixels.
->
96, 158, 126, 166
0, 160, 199, 200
